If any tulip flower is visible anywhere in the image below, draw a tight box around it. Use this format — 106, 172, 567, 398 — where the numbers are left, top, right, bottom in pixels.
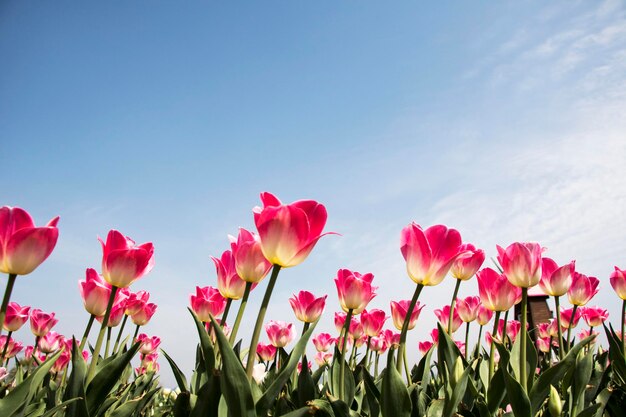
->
610, 267, 626, 300
496, 242, 543, 288
98, 301, 126, 327
568, 272, 599, 306
451, 244, 485, 280
124, 290, 150, 316
361, 309, 388, 337
560, 307, 582, 329
3, 302, 30, 332
29, 309, 58, 337
79, 268, 113, 317
334, 269, 377, 314
230, 228, 273, 283
578, 328, 598, 342
456, 296, 481, 323
99, 229, 154, 288
430, 328, 440, 344
289, 290, 327, 323
38, 331, 63, 354
256, 342, 277, 362
536, 322, 551, 339
315, 351, 333, 367
335, 336, 352, 351
251, 363, 267, 384
312, 332, 335, 352
297, 360, 312, 374
348, 316, 364, 339
476, 305, 494, 326
213, 249, 248, 300
391, 300, 424, 331
536, 337, 551, 353
265, 320, 294, 348
190, 286, 227, 322
477, 268, 521, 312
369, 335, 386, 352
539, 258, 574, 297
0, 336, 23, 359
334, 312, 347, 333
581, 306, 608, 328
136, 333, 161, 355
418, 340, 434, 355
52, 350, 71, 373
383, 329, 400, 348
130, 302, 157, 326
434, 305, 463, 333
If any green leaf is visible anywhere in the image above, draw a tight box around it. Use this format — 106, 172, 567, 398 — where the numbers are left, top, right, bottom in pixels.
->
189, 373, 221, 417
172, 392, 192, 417
486, 366, 506, 414
442, 363, 471, 417
415, 346, 435, 388
188, 308, 215, 375
296, 356, 317, 407
571, 350, 593, 416
495, 342, 531, 417
40, 398, 81, 417
330, 357, 355, 408
108, 398, 143, 417
380, 350, 411, 417
63, 339, 89, 417
207, 314, 255, 417
161, 349, 189, 393
278, 406, 318, 417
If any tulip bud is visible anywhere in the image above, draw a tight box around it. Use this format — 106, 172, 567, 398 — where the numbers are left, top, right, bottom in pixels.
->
548, 385, 562, 417
451, 356, 464, 387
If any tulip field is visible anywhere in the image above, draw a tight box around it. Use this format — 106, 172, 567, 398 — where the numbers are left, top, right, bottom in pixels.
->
1, 192, 626, 417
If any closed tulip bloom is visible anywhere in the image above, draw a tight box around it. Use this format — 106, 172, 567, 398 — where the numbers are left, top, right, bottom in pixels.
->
38, 331, 63, 354
312, 332, 335, 352
230, 228, 273, 283
610, 266, 626, 300
265, 320, 294, 348
548, 318, 565, 337
349, 317, 364, 339
256, 342, 277, 361
476, 305, 494, 326
477, 267, 522, 312
99, 230, 154, 288
253, 192, 333, 268
539, 258, 575, 297
52, 350, 71, 373
98, 301, 126, 327
418, 340, 434, 355
315, 351, 333, 366
451, 244, 485, 280
456, 296, 481, 323
360, 309, 388, 337
29, 309, 58, 337
125, 290, 150, 316
0, 336, 23, 359
383, 329, 401, 348
131, 303, 157, 326
79, 268, 112, 316
430, 328, 440, 344
496, 319, 521, 342
334, 312, 347, 333
190, 286, 227, 322
213, 249, 248, 300
391, 300, 425, 331
400, 223, 463, 286
496, 242, 543, 288
434, 305, 463, 333
334, 269, 377, 314
560, 307, 582, 328
536, 322, 551, 339
578, 328, 598, 341
369, 335, 386, 352
581, 307, 608, 327
0, 206, 60, 276
289, 290, 327, 323
136, 334, 161, 355
536, 337, 551, 353
568, 272, 599, 306
3, 302, 30, 332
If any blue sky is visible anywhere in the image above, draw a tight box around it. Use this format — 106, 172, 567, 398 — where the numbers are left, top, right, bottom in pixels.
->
2, 1, 626, 386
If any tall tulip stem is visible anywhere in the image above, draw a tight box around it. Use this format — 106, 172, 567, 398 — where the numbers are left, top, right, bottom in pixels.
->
622, 299, 625, 354
245, 265, 281, 380
397, 284, 424, 373
0, 274, 17, 337
520, 288, 528, 392
488, 311, 501, 382
79, 314, 95, 352
1, 330, 12, 363
448, 279, 461, 334
87, 286, 119, 381
338, 309, 353, 402
112, 314, 128, 354
554, 296, 565, 359
464, 322, 470, 358
566, 305, 578, 354
229, 282, 252, 345
221, 298, 232, 327
474, 324, 483, 359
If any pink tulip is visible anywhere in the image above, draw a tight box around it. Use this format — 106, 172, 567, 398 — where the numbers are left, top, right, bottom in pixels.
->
495, 319, 521, 342
581, 306, 608, 327
230, 228, 273, 283
136, 333, 161, 355
38, 331, 63, 354
52, 350, 71, 373
0, 206, 59, 275
430, 328, 440, 344
476, 305, 494, 326
256, 342, 277, 361
455, 341, 466, 356
539, 258, 575, 297
99, 229, 154, 288
390, 300, 424, 331
496, 242, 543, 288
610, 266, 626, 300
79, 268, 113, 317
289, 290, 327, 323
568, 272, 599, 306
456, 296, 481, 323
560, 307, 583, 328
418, 340, 434, 355
434, 305, 463, 333
477, 267, 521, 312
130, 303, 157, 326
451, 244, 485, 280
361, 309, 388, 337
334, 312, 347, 333
0, 336, 23, 359
265, 320, 294, 348
312, 333, 335, 352
536, 322, 551, 339
334, 269, 377, 314
383, 329, 400, 348
297, 360, 313, 374
213, 249, 248, 300
400, 223, 463, 286
253, 192, 332, 268
369, 335, 386, 352
548, 318, 565, 337
98, 300, 126, 327
335, 336, 352, 351
536, 337, 551, 353
348, 316, 364, 339
190, 286, 227, 322
315, 351, 333, 366
3, 302, 30, 332
578, 328, 598, 341
139, 352, 159, 373
29, 309, 58, 337
124, 290, 150, 316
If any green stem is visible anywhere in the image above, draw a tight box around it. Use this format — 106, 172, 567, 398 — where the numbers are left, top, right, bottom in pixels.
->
364, 336, 371, 370
403, 349, 411, 384
229, 282, 252, 345
566, 305, 578, 354
448, 279, 462, 334
1, 330, 12, 362
474, 324, 483, 359
301, 322, 310, 361
132, 324, 140, 342
221, 298, 232, 326
86, 286, 118, 381
464, 322, 470, 359
0, 274, 17, 337
397, 284, 424, 373
488, 311, 501, 382
79, 315, 95, 352
374, 352, 380, 379
245, 265, 281, 379
502, 317, 508, 346
338, 309, 353, 401
622, 299, 626, 355
555, 296, 564, 360
104, 327, 112, 358
112, 314, 128, 354
520, 288, 528, 392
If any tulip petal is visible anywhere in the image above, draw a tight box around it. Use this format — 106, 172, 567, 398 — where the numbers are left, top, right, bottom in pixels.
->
3, 227, 59, 275
292, 200, 328, 239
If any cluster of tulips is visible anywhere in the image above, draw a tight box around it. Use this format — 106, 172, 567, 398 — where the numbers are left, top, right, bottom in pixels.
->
1, 194, 626, 417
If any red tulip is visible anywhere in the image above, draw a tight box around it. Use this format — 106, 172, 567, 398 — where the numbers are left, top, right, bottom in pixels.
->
38, 331, 63, 354
29, 309, 58, 337
360, 309, 388, 337
334, 269, 377, 314
418, 340, 434, 355
539, 258, 575, 297
477, 267, 521, 312
560, 307, 582, 328
253, 192, 332, 268
0, 336, 23, 359
348, 316, 364, 339
456, 296, 481, 323
230, 228, 272, 283
476, 305, 494, 326
610, 266, 626, 300
312, 332, 335, 352
99, 230, 154, 288
383, 329, 400, 348
430, 328, 440, 344
434, 305, 463, 333
289, 290, 327, 323
451, 244, 485, 280
190, 286, 227, 322
400, 223, 463, 286
0, 206, 59, 275
390, 300, 424, 331
79, 268, 113, 316
581, 306, 608, 327
578, 328, 598, 341
98, 300, 126, 327
265, 320, 294, 348
213, 249, 248, 300
130, 302, 157, 326
536, 322, 551, 339
256, 342, 277, 361
136, 333, 161, 355
496, 242, 543, 288
568, 272, 599, 306
3, 302, 30, 332
369, 335, 386, 352
124, 290, 150, 316
334, 312, 347, 333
